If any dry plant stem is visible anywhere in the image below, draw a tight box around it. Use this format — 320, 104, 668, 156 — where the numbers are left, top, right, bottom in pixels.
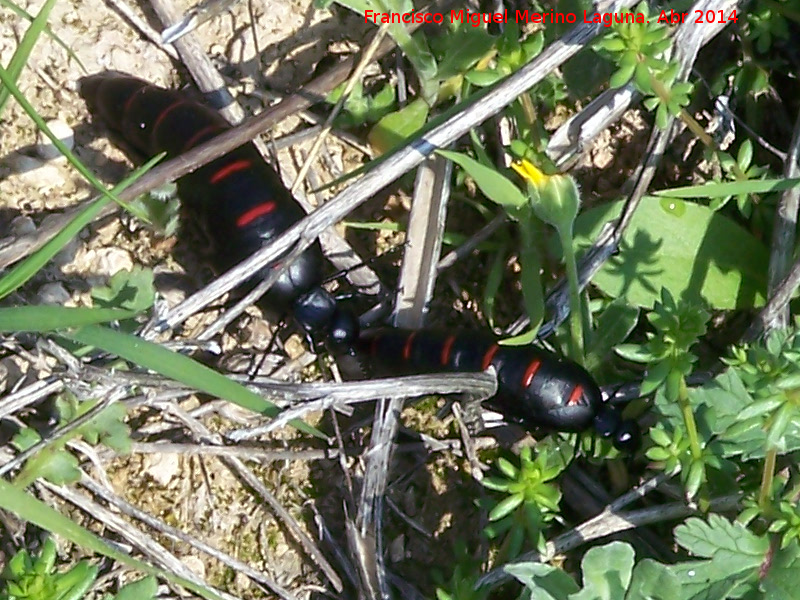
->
562, 468, 674, 561
352, 396, 403, 599
437, 212, 506, 272
162, 403, 344, 592
78, 474, 299, 600
0, 377, 63, 421
291, 24, 390, 193
765, 110, 800, 332
104, 0, 179, 60
36, 480, 242, 600
150, 0, 242, 123
534, 0, 714, 339
394, 153, 453, 328
158, 0, 640, 331
546, 0, 741, 169
746, 240, 800, 340
227, 370, 497, 440
478, 493, 741, 589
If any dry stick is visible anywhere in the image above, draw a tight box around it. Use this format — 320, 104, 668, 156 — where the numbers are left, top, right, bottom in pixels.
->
150, 0, 243, 124
160, 402, 344, 592
158, 0, 641, 333
436, 211, 506, 273
227, 371, 497, 441
0, 376, 63, 421
291, 24, 390, 193
546, 0, 740, 170
36, 480, 243, 600
78, 474, 299, 600
104, 0, 179, 60
352, 396, 402, 600
746, 244, 800, 340
531, 0, 729, 340
764, 111, 800, 332
394, 153, 453, 329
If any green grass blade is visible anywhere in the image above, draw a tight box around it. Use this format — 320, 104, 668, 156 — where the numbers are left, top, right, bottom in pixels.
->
0, 479, 226, 600
653, 178, 800, 199
0, 154, 163, 300
0, 306, 137, 331
66, 325, 325, 438
0, 0, 57, 116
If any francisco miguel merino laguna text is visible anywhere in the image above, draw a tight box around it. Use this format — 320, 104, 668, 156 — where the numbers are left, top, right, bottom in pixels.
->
365, 8, 656, 27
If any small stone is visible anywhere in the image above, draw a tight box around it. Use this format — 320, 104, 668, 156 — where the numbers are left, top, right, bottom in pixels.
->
91, 247, 134, 277
11, 216, 36, 236
7, 151, 44, 173
35, 119, 74, 160
37, 282, 71, 305
143, 453, 180, 486
389, 534, 405, 563
181, 555, 206, 578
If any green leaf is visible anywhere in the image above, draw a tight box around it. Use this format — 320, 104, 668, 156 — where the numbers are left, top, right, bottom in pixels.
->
505, 561, 580, 596
675, 515, 768, 561
91, 266, 155, 312
573, 198, 768, 309
572, 542, 635, 600
464, 68, 504, 87
113, 576, 158, 600
367, 97, 429, 154
627, 559, 681, 599
761, 540, 800, 599
0, 306, 137, 332
438, 149, 527, 213
585, 299, 639, 373
655, 178, 800, 199
437, 28, 496, 79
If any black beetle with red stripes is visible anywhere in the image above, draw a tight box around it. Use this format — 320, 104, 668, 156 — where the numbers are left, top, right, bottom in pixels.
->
79, 73, 639, 453
358, 329, 641, 452
79, 73, 356, 347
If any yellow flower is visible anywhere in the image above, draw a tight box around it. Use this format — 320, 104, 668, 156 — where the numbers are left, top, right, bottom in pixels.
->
511, 159, 580, 234
511, 159, 549, 187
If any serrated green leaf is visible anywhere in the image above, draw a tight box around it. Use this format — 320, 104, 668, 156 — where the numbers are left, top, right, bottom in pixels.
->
675, 515, 768, 561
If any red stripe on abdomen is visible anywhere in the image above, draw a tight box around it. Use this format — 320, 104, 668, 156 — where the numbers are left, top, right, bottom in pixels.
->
236, 201, 277, 227
440, 335, 456, 366
481, 344, 499, 370
153, 99, 187, 133
567, 384, 584, 406
182, 123, 224, 153
210, 159, 252, 184
521, 358, 542, 388
402, 332, 418, 362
